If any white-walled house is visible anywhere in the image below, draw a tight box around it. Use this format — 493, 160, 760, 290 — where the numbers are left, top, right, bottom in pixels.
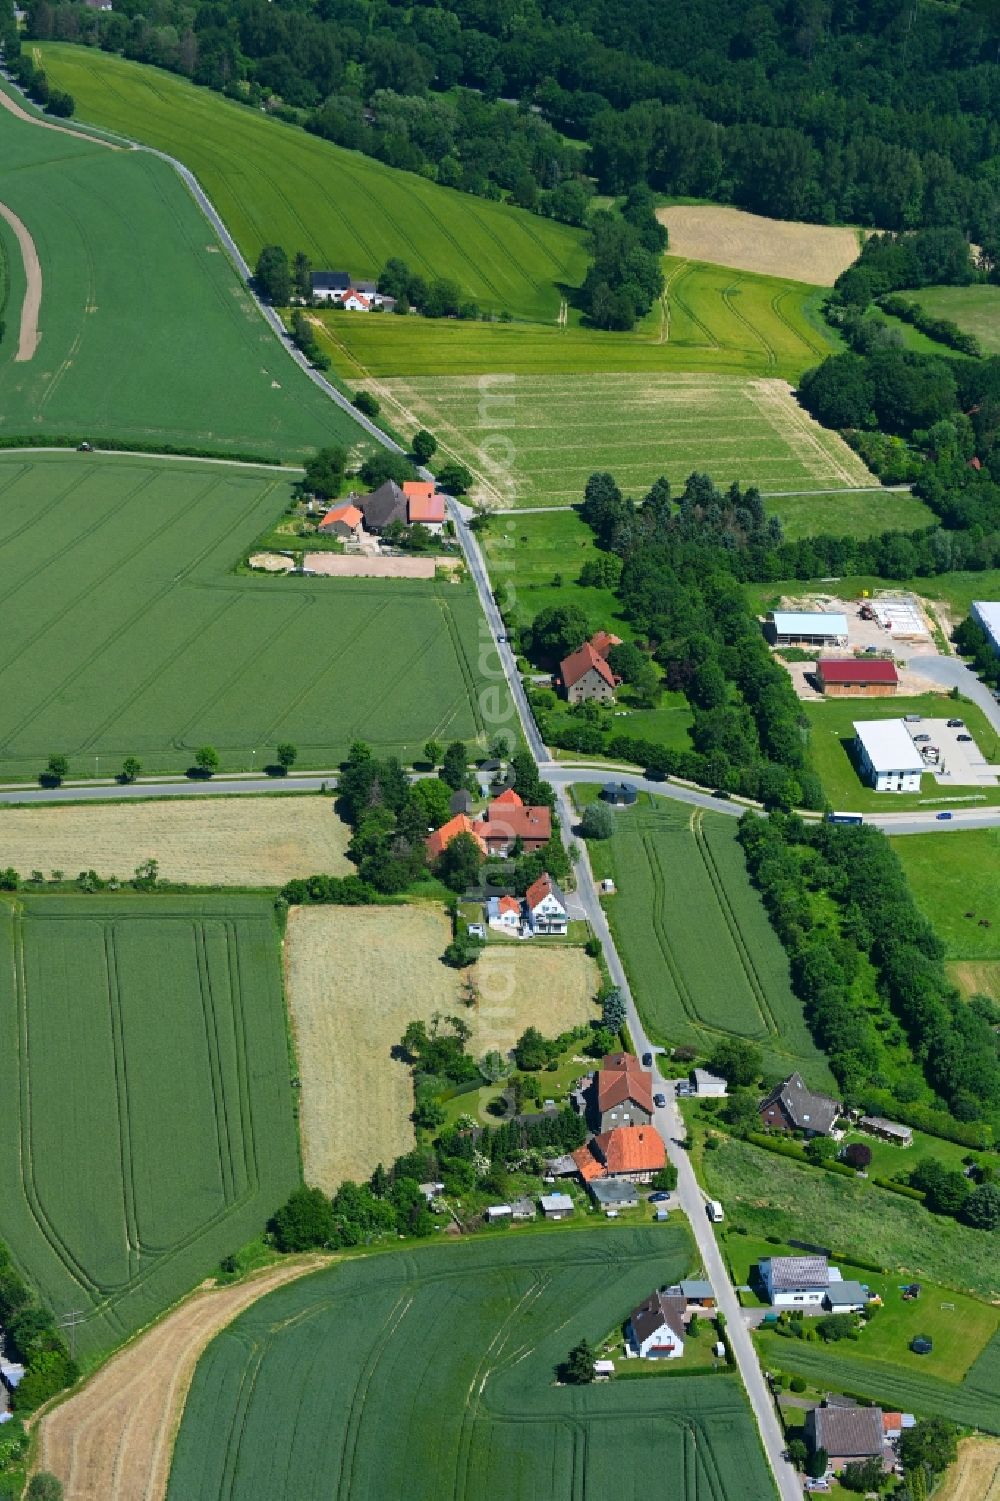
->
760, 1254, 830, 1307
524, 873, 568, 935
627, 1290, 687, 1359
487, 894, 522, 934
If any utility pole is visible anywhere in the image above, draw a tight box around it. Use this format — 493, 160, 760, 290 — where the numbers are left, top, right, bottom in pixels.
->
57, 1308, 87, 1361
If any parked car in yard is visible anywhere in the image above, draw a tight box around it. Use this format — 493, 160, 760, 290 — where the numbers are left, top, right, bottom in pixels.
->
642, 1052, 653, 1066
654, 1092, 666, 1108
649, 1191, 671, 1203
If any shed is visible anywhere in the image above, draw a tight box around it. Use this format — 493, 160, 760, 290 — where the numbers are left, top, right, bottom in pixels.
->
511, 1197, 535, 1221
691, 1068, 727, 1097
600, 781, 638, 806
486, 1204, 512, 1222
859, 1115, 913, 1147
594, 1359, 615, 1379
449, 789, 474, 816
540, 1192, 574, 1219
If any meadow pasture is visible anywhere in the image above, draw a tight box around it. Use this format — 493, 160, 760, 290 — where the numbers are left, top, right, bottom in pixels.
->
284, 904, 599, 1190
903, 284, 1000, 355
583, 792, 834, 1087
367, 373, 875, 509
0, 794, 352, 886
0, 453, 504, 777
658, 204, 862, 285
165, 1228, 778, 1501
892, 830, 1000, 960
37, 45, 586, 324
0, 892, 299, 1361
0, 90, 361, 458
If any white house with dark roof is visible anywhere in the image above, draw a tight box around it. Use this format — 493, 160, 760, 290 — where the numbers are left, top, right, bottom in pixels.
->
759, 1254, 830, 1307
626, 1290, 687, 1359
311, 270, 351, 301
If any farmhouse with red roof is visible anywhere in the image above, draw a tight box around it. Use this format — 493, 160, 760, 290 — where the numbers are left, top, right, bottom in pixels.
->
317, 502, 365, 542
425, 814, 487, 862
479, 792, 551, 855
572, 1125, 666, 1183
560, 639, 619, 704
403, 481, 446, 530
594, 1052, 654, 1131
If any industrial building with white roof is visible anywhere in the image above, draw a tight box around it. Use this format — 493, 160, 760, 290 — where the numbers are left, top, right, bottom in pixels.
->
853, 720, 924, 792
972, 601, 1000, 653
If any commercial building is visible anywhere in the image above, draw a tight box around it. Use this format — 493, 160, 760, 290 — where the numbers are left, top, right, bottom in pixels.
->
972, 600, 1000, 654
817, 659, 898, 696
771, 611, 849, 647
853, 719, 924, 792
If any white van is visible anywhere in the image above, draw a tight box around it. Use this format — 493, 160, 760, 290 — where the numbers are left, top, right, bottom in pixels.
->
706, 1200, 724, 1223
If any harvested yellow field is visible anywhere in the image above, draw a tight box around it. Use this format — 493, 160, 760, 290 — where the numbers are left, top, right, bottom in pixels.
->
284, 905, 599, 1190
0, 794, 350, 885
658, 204, 862, 286
935, 1438, 1000, 1501
949, 961, 1000, 1002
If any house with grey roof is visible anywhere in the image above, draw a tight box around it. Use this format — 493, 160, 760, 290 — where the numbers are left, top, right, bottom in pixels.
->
588, 1179, 639, 1212
626, 1290, 687, 1359
759, 1072, 840, 1137
806, 1405, 886, 1474
672, 1278, 715, 1309
759, 1254, 830, 1307
824, 1279, 869, 1313
539, 1192, 574, 1219
356, 479, 408, 534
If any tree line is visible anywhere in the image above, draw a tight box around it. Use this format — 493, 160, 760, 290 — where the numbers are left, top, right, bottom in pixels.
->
23, 0, 1000, 255
738, 812, 1000, 1134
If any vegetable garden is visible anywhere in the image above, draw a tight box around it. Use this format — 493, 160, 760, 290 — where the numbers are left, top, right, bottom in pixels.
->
166, 1227, 777, 1501
0, 892, 299, 1361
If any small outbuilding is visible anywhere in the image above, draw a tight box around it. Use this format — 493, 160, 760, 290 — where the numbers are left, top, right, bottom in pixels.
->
539, 1192, 574, 1220
691, 1068, 727, 1098
449, 788, 474, 816
771, 610, 849, 647
486, 1204, 513, 1222
818, 658, 899, 696
824, 1279, 869, 1313
859, 1115, 913, 1148
588, 1179, 639, 1213
600, 781, 638, 806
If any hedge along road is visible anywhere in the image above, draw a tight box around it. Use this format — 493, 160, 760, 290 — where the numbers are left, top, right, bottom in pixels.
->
0, 199, 41, 359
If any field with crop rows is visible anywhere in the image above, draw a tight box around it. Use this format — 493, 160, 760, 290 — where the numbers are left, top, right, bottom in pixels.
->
0, 794, 351, 886
166, 1227, 777, 1501
590, 794, 834, 1087
0, 88, 362, 459
0, 453, 503, 777
284, 905, 599, 1190
37, 45, 586, 325
366, 372, 875, 509
0, 892, 298, 1361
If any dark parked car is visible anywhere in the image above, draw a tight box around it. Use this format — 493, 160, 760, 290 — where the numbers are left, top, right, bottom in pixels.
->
642, 1052, 653, 1066
654, 1092, 666, 1108
958, 734, 973, 742
947, 718, 964, 728
649, 1191, 671, 1203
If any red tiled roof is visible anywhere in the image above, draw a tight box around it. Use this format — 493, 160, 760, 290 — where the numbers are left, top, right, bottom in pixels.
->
482, 801, 551, 845
404, 482, 445, 524
596, 1053, 655, 1115
524, 872, 562, 911
491, 788, 523, 808
344, 290, 372, 308
572, 1145, 607, 1181
592, 1126, 665, 1175
319, 503, 363, 530
425, 814, 487, 861
818, 658, 898, 685
560, 641, 616, 691
590, 630, 622, 659
498, 894, 520, 915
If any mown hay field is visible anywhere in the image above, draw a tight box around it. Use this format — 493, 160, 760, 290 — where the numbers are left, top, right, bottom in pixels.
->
588, 794, 834, 1089
365, 372, 875, 509
934, 1438, 1000, 1501
0, 794, 351, 886
658, 204, 862, 285
0, 453, 504, 778
284, 905, 600, 1190
38, 45, 587, 325
0, 87, 363, 459
0, 893, 299, 1362
314, 255, 837, 382
166, 1228, 778, 1501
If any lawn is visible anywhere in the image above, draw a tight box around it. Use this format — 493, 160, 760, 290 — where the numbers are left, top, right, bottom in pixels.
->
803, 692, 1000, 813
165, 1227, 779, 1501
0, 453, 507, 777
892, 830, 1000, 958
0, 88, 364, 460
771, 488, 933, 541
283, 904, 600, 1191
579, 790, 835, 1087
902, 285, 1000, 356
360, 371, 876, 509
37, 45, 587, 324
0, 891, 299, 1362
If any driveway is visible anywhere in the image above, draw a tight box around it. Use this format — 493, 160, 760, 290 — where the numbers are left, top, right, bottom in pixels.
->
908, 654, 1000, 735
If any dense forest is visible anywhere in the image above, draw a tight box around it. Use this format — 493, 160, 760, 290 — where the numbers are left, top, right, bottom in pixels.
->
17, 0, 1000, 256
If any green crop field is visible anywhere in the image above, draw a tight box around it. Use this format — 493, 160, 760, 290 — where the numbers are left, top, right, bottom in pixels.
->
0, 892, 298, 1362
0, 453, 506, 777
581, 792, 834, 1087
363, 371, 877, 509
166, 1227, 778, 1501
37, 45, 586, 325
804, 692, 1000, 813
0, 87, 364, 459
703, 1137, 1000, 1305
902, 285, 1000, 355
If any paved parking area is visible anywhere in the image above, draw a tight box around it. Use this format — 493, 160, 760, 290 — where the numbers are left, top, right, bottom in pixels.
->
908, 717, 1000, 786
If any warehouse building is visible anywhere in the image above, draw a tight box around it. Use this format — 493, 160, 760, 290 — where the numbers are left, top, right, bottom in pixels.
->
971, 601, 1000, 654
817, 659, 899, 696
771, 610, 849, 647
854, 720, 924, 792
